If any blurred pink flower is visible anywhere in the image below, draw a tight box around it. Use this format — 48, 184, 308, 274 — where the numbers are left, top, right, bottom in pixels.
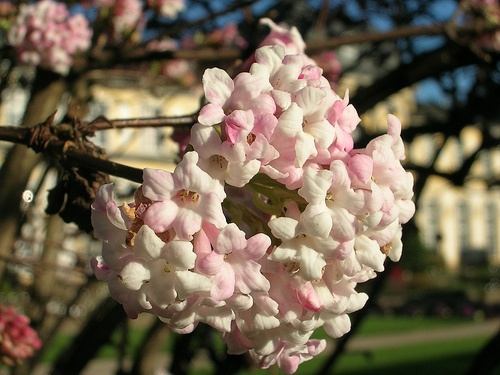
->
112, 0, 144, 40
7, 0, 92, 75
0, 306, 42, 366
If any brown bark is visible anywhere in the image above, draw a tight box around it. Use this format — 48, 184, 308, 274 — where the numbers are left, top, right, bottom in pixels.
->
0, 69, 67, 277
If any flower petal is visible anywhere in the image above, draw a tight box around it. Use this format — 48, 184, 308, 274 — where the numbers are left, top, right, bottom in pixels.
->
142, 168, 175, 201
143, 200, 178, 233
134, 225, 165, 260
203, 67, 233, 106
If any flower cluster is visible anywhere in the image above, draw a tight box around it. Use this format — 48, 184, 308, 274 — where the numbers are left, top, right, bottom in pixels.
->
7, 0, 92, 75
0, 305, 42, 366
92, 28, 415, 374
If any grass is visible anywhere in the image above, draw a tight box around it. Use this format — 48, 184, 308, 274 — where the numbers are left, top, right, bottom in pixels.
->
291, 335, 495, 375
227, 335, 495, 375
309, 313, 476, 341
238, 319, 497, 375
39, 314, 497, 375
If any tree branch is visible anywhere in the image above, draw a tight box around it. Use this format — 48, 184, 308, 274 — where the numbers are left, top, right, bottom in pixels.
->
85, 18, 500, 69
350, 42, 484, 115
86, 113, 197, 131
0, 117, 149, 183
306, 19, 500, 51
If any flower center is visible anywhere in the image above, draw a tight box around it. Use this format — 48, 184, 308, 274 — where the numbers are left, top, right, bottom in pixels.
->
164, 261, 171, 273
178, 189, 200, 203
211, 154, 227, 169
283, 261, 300, 276
380, 242, 393, 255
247, 133, 256, 145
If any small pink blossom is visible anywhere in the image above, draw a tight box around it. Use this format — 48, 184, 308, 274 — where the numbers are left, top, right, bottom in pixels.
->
259, 18, 307, 55
110, 0, 144, 41
196, 223, 271, 301
254, 338, 326, 374
0, 306, 42, 366
141, 151, 227, 239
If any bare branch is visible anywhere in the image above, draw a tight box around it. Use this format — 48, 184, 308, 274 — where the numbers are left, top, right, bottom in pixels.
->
63, 147, 143, 183
0, 118, 145, 183
86, 17, 500, 68
306, 19, 500, 51
87, 114, 197, 131
350, 42, 483, 115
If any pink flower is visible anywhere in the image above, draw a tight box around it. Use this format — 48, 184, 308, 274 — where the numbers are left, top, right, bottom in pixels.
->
118, 227, 212, 310
312, 50, 342, 88
7, 0, 92, 75
189, 120, 268, 189
91, 20, 416, 375
198, 68, 275, 126
196, 223, 271, 301
141, 151, 227, 240
157, 294, 234, 334
0, 306, 42, 366
275, 85, 337, 167
91, 184, 133, 270
254, 338, 326, 375
241, 18, 316, 72
259, 18, 307, 55
111, 0, 144, 40
268, 213, 337, 282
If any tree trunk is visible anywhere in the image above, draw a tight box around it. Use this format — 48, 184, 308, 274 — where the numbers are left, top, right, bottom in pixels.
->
0, 69, 67, 278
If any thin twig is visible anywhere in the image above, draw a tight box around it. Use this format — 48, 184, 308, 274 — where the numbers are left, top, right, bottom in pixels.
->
87, 114, 197, 131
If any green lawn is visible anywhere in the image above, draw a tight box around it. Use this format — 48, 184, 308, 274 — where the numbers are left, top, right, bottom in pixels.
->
297, 336, 494, 375
40, 315, 498, 375
189, 335, 496, 375
332, 336, 497, 375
